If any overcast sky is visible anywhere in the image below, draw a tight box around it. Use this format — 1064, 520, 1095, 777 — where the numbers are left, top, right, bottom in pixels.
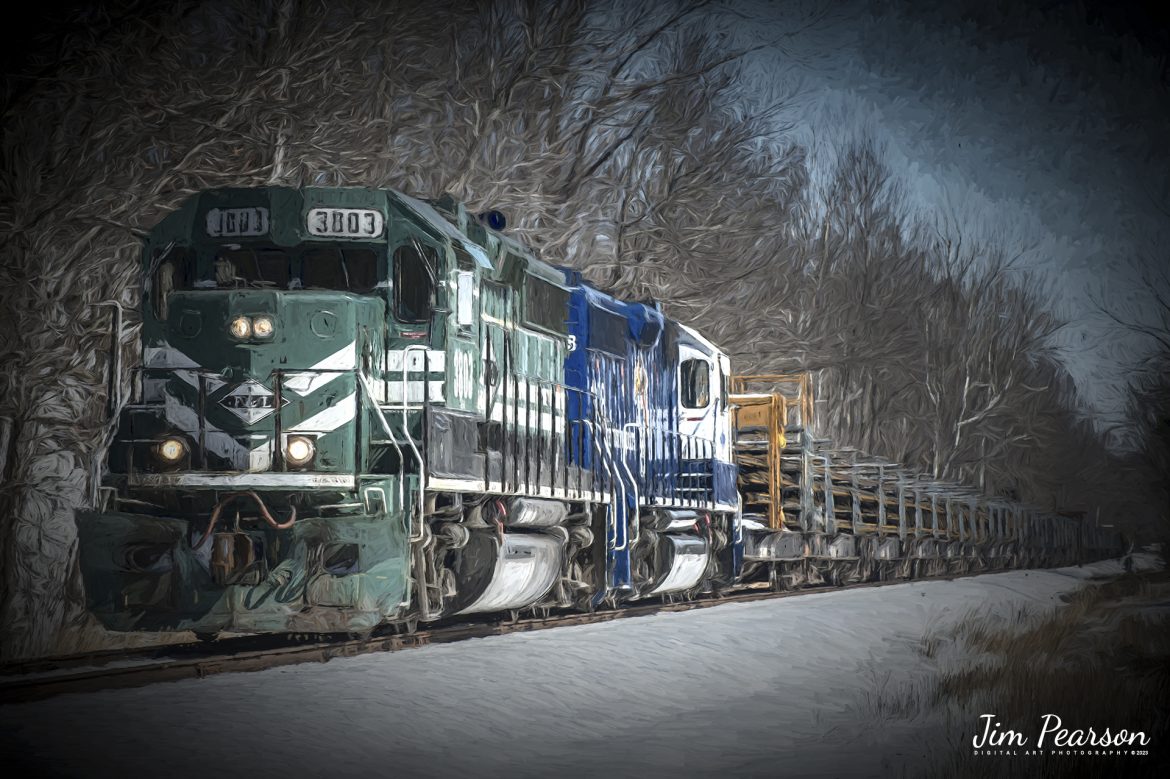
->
736, 0, 1170, 425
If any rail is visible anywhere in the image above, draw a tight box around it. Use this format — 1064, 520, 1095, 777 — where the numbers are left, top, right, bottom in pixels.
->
0, 564, 1068, 705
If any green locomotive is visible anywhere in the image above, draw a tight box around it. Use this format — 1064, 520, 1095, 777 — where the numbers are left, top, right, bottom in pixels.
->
79, 186, 742, 636
85, 188, 530, 634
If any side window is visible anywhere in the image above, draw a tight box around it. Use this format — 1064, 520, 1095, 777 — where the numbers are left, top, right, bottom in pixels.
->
456, 271, 475, 327
680, 359, 710, 409
524, 275, 569, 334
394, 244, 436, 323
152, 247, 191, 320
589, 308, 627, 357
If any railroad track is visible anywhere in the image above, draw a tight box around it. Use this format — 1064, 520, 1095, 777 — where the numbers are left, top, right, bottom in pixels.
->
0, 569, 1020, 704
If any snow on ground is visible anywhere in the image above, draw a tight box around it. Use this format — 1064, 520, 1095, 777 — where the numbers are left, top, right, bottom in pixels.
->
1, 556, 1157, 779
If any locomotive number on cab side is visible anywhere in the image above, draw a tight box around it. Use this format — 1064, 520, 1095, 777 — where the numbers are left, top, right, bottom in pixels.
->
452, 349, 475, 401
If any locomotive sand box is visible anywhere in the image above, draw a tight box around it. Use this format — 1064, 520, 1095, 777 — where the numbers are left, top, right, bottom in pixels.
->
76, 187, 1121, 637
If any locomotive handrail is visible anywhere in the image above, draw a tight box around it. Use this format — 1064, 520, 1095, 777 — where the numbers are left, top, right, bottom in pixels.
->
620, 422, 642, 546
583, 417, 630, 553
560, 382, 602, 502
358, 373, 408, 531
663, 429, 717, 511
399, 345, 428, 541
98, 301, 125, 417
595, 421, 628, 551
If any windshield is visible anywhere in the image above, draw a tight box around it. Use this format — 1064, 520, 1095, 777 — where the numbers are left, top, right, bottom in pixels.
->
155, 245, 384, 296
214, 247, 292, 288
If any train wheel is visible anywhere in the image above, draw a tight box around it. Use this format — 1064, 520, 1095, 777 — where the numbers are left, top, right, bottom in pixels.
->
769, 564, 786, 592
393, 617, 419, 635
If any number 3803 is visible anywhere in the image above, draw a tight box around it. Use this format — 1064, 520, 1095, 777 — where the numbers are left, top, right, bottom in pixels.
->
307, 208, 385, 238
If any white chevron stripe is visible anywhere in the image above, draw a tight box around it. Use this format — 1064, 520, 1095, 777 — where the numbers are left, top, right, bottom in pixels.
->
151, 341, 360, 470
283, 342, 356, 396
248, 440, 273, 471
145, 344, 200, 368
146, 344, 227, 394
163, 391, 247, 464
288, 392, 357, 432
172, 368, 227, 394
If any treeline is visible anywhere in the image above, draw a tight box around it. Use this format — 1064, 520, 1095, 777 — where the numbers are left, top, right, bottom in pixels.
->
0, 0, 1153, 657
1108, 261, 1170, 538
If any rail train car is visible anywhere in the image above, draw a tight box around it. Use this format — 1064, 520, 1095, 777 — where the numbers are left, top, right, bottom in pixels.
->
76, 186, 1114, 638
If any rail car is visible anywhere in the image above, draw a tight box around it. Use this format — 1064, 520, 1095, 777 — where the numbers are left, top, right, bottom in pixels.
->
75, 186, 1121, 637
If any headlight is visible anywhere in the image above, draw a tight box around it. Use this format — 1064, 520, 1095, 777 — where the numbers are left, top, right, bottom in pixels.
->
285, 435, 315, 466
252, 316, 274, 338
156, 437, 187, 464
229, 316, 252, 339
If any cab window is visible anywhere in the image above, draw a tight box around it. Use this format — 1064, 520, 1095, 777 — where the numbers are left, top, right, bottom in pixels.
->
151, 247, 192, 320
394, 244, 437, 323
214, 248, 290, 288
680, 359, 710, 408
301, 247, 378, 293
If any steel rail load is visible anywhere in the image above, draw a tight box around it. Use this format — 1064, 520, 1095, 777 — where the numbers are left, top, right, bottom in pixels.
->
75, 187, 1122, 639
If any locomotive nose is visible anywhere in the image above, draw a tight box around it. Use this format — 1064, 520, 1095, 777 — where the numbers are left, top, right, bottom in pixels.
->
163, 289, 360, 379
147, 289, 372, 476
167, 289, 352, 355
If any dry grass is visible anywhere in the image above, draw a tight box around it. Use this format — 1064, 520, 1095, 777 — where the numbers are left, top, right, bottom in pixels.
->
903, 570, 1170, 777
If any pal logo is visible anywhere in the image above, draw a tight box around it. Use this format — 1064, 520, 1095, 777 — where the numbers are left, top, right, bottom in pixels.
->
219, 380, 289, 424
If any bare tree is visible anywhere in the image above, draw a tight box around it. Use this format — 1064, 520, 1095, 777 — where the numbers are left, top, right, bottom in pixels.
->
0, 0, 1130, 657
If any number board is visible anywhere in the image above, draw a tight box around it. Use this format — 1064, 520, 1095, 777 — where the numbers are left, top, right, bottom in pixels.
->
206, 207, 269, 237
307, 208, 385, 239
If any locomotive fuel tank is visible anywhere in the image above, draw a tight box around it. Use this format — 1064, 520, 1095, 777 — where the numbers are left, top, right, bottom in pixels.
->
636, 510, 713, 596
646, 535, 709, 596
442, 498, 571, 615
449, 532, 564, 615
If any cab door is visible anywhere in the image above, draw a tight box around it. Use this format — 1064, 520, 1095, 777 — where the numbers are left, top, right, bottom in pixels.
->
677, 342, 716, 448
